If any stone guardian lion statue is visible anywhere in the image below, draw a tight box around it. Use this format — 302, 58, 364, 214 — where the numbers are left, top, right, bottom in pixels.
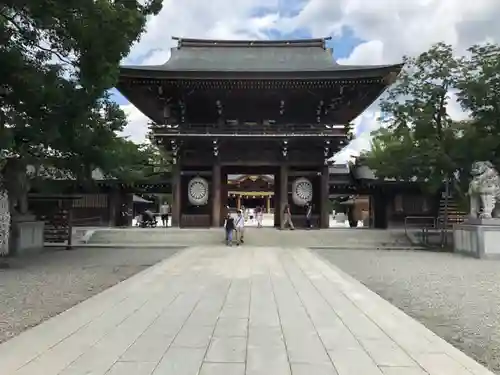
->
468, 161, 500, 219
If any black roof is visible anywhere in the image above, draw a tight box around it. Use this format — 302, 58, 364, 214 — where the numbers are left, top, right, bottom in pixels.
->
120, 37, 403, 78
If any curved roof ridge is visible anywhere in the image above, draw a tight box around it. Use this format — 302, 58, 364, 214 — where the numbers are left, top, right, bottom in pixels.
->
172, 37, 331, 49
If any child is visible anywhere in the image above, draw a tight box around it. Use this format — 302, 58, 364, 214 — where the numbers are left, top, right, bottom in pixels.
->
224, 213, 235, 246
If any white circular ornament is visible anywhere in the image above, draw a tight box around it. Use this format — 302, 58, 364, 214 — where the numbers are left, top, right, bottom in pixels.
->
292, 177, 313, 206
187, 177, 209, 206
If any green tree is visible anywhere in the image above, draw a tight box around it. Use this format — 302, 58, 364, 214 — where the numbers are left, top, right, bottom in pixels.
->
363, 42, 478, 194
364, 41, 500, 210
362, 127, 421, 181
0, 0, 162, 212
456, 43, 500, 167
105, 138, 172, 182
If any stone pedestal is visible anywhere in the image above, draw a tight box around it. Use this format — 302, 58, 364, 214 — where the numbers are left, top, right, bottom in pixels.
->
453, 218, 500, 259
10, 215, 45, 256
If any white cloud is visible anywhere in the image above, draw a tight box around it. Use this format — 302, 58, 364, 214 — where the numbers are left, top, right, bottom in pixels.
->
119, 104, 150, 143
337, 40, 384, 65
332, 108, 381, 163
127, 0, 281, 64
284, 0, 500, 62
288, 0, 500, 158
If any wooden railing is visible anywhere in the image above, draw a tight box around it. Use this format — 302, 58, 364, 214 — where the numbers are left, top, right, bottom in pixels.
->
404, 216, 436, 246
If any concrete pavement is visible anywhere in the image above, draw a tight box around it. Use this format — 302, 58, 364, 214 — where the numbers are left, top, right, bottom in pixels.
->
0, 246, 493, 375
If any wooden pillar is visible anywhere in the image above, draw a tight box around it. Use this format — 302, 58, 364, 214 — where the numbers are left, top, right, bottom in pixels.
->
221, 170, 228, 221
108, 188, 120, 226
266, 196, 271, 213
124, 193, 133, 226
66, 201, 73, 250
373, 189, 388, 229
237, 195, 241, 210
212, 163, 221, 227
171, 163, 181, 227
320, 164, 329, 229
280, 164, 288, 229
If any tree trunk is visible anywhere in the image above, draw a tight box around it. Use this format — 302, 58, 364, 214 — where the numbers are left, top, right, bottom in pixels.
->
0, 183, 10, 257
3, 158, 29, 215
1, 159, 30, 259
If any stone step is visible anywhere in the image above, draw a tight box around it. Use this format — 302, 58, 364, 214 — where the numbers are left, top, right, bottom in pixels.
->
85, 228, 416, 249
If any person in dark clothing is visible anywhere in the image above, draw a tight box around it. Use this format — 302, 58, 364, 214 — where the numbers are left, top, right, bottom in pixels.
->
347, 206, 357, 228
119, 204, 131, 227
140, 209, 157, 227
305, 202, 312, 229
224, 213, 235, 246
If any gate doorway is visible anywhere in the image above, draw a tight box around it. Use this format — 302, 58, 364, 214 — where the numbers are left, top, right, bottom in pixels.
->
223, 166, 278, 227
226, 173, 276, 227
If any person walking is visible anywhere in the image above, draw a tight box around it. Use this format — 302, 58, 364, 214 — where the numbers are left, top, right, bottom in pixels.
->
305, 202, 312, 229
282, 203, 295, 230
159, 201, 169, 227
243, 206, 249, 222
235, 210, 245, 245
255, 205, 263, 228
119, 204, 131, 227
224, 212, 235, 246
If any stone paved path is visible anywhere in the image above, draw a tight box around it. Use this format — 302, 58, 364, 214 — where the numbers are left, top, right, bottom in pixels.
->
0, 246, 493, 375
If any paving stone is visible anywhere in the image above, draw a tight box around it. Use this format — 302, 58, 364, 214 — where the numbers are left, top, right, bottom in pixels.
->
328, 347, 383, 375
220, 304, 249, 319
411, 352, 473, 375
57, 294, 176, 375
172, 325, 214, 348
359, 338, 418, 367
205, 337, 247, 363
0, 246, 495, 375
106, 361, 157, 375
247, 345, 291, 375
213, 318, 248, 337
291, 363, 339, 375
316, 323, 360, 350
199, 362, 245, 375
152, 347, 205, 375
286, 339, 331, 364
248, 326, 285, 347
120, 331, 174, 362
379, 367, 428, 375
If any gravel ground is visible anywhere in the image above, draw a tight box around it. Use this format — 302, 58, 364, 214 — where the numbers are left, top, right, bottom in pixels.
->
0, 247, 181, 344
314, 248, 500, 373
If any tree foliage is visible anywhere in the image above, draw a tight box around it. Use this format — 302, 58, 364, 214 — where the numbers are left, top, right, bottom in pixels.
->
105, 138, 172, 182
363, 42, 500, 196
0, 0, 163, 212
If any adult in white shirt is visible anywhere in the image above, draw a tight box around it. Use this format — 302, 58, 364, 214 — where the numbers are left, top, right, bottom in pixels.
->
234, 210, 245, 245
159, 203, 169, 227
